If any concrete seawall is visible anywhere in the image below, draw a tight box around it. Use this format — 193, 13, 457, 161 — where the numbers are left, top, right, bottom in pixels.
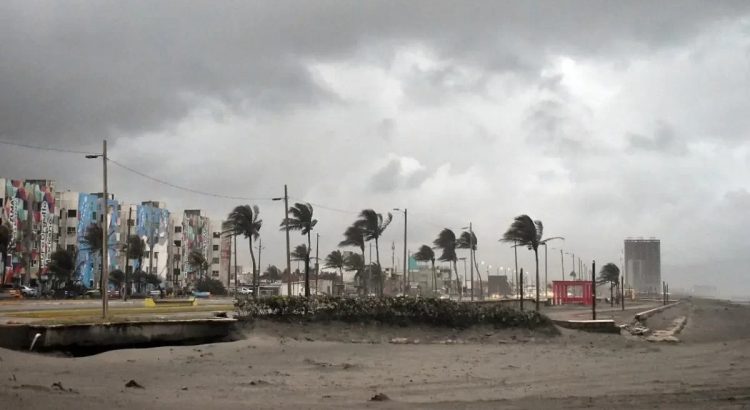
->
0, 318, 237, 352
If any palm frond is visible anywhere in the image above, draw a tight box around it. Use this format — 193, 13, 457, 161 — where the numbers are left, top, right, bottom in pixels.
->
413, 245, 435, 262
432, 228, 457, 262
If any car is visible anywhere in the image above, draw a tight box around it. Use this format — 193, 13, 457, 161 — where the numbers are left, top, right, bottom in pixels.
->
148, 289, 162, 298
19, 285, 38, 297
237, 287, 252, 295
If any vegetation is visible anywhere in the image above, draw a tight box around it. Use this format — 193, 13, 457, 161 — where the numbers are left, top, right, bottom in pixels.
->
234, 296, 553, 329
433, 228, 460, 299
262, 265, 282, 281
81, 223, 103, 288
109, 269, 125, 289
282, 202, 317, 297
457, 230, 484, 299
324, 250, 345, 293
355, 210, 392, 296
195, 277, 227, 295
124, 234, 146, 295
598, 262, 620, 306
226, 204, 263, 299
413, 245, 436, 293
47, 248, 77, 289
339, 224, 366, 293
187, 249, 208, 281
501, 215, 561, 312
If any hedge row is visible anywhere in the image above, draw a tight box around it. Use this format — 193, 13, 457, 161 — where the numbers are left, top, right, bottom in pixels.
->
234, 296, 552, 329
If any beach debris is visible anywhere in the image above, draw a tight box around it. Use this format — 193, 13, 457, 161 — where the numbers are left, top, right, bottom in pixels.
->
248, 379, 269, 386
304, 336, 315, 342
125, 379, 144, 389
370, 393, 390, 401
51, 381, 77, 393
389, 337, 409, 344
181, 386, 189, 391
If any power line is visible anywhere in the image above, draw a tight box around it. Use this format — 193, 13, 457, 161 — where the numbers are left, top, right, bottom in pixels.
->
0, 138, 98, 155
108, 158, 275, 202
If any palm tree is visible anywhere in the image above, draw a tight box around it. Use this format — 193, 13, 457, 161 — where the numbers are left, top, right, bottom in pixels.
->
281, 203, 317, 297
109, 269, 125, 290
339, 223, 367, 294
47, 248, 77, 289
343, 252, 365, 293
0, 223, 11, 286
413, 245, 436, 294
187, 249, 208, 282
501, 215, 545, 311
324, 250, 346, 295
598, 263, 620, 307
81, 223, 104, 289
356, 209, 392, 296
262, 265, 282, 281
433, 228, 461, 299
226, 205, 263, 299
457, 230, 485, 300
570, 271, 577, 280
124, 235, 146, 296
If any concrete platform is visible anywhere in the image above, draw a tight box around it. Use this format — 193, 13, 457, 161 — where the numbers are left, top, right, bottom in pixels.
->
552, 319, 621, 333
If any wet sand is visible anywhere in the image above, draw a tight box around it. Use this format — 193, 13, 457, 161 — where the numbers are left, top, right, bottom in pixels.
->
1, 298, 749, 409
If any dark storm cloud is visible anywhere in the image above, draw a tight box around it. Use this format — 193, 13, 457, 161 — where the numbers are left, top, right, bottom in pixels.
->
627, 123, 688, 155
2, 1, 748, 144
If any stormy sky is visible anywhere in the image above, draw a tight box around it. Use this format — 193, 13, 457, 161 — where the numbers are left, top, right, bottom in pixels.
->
1, 1, 749, 296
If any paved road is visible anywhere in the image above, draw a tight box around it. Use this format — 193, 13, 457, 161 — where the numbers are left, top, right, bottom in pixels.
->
0, 297, 234, 312
542, 301, 661, 324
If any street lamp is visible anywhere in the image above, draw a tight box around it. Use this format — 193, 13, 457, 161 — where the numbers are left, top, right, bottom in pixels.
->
85, 140, 109, 318
541, 238, 564, 303
272, 185, 292, 297
393, 208, 407, 296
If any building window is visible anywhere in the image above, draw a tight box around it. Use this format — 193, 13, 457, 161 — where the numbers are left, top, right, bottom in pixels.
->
67, 209, 77, 218
212, 257, 220, 264
154, 252, 159, 259
66, 227, 76, 235
213, 232, 221, 238
174, 226, 182, 233
212, 245, 219, 251
212, 270, 219, 276
174, 240, 182, 247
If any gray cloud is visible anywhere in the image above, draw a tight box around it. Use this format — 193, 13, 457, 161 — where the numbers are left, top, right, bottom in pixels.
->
627, 123, 688, 155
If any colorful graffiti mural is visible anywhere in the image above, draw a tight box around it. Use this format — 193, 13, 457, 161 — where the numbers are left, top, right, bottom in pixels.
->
75, 193, 119, 288
135, 203, 169, 273
1, 179, 56, 284
182, 211, 210, 278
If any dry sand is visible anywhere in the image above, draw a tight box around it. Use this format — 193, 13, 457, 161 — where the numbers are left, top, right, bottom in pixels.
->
1, 298, 749, 409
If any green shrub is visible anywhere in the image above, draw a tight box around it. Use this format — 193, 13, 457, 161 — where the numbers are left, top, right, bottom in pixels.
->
234, 296, 551, 329
195, 278, 227, 295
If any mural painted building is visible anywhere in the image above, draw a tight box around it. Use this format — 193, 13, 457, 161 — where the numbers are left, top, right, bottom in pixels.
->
136, 201, 170, 279
0, 178, 57, 285
75, 192, 120, 289
181, 209, 212, 283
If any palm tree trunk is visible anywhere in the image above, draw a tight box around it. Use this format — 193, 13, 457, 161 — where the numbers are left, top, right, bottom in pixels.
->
610, 282, 614, 307
519, 267, 524, 311
249, 236, 257, 300
339, 267, 344, 296
535, 249, 540, 312
303, 232, 311, 297
431, 260, 436, 294
374, 237, 382, 296
453, 260, 461, 301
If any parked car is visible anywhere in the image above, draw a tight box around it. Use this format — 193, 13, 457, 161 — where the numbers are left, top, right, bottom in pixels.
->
20, 285, 38, 297
148, 289, 162, 298
237, 287, 253, 295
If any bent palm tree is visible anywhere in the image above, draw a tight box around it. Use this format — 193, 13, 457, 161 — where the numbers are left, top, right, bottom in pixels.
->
457, 230, 484, 300
501, 215, 543, 311
357, 210, 392, 296
433, 228, 460, 299
343, 251, 364, 292
81, 223, 103, 289
187, 249, 208, 282
324, 250, 346, 294
339, 223, 367, 294
47, 248, 77, 289
598, 262, 620, 307
413, 245, 436, 294
124, 235, 146, 295
226, 205, 263, 299
282, 203, 317, 297
0, 223, 10, 286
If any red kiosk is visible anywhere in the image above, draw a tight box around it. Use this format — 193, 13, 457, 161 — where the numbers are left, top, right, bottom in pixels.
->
552, 280, 593, 305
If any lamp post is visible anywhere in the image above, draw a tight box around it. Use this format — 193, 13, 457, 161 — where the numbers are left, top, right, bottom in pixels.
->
272, 185, 292, 297
393, 208, 407, 296
459, 257, 467, 297
85, 140, 109, 318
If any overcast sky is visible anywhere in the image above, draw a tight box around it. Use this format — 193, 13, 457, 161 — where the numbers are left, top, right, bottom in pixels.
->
1, 1, 749, 296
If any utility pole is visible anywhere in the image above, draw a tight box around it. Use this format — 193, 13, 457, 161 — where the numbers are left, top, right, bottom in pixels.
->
226, 231, 232, 292
86, 140, 109, 318
257, 236, 262, 279
543, 244, 548, 303
514, 241, 519, 299
124, 206, 132, 300
273, 185, 292, 296
402, 209, 407, 296
591, 260, 596, 320
560, 249, 564, 281
233, 234, 238, 291
315, 233, 319, 296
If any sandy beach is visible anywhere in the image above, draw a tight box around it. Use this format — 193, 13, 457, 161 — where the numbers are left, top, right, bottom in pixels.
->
1, 298, 749, 409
